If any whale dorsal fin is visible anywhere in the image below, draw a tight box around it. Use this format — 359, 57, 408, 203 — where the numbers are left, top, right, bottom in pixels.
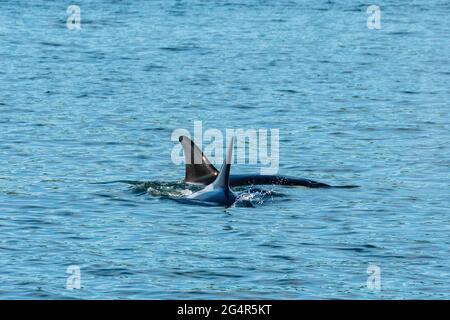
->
179, 136, 218, 184
212, 138, 233, 190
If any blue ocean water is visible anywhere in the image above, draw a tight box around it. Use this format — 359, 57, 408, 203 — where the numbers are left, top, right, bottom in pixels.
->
0, 0, 449, 299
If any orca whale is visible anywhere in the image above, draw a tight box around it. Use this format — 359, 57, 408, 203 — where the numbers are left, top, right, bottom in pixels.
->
178, 135, 357, 188
187, 138, 237, 206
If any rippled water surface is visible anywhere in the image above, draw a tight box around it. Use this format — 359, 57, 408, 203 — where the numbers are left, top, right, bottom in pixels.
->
1, 1, 449, 299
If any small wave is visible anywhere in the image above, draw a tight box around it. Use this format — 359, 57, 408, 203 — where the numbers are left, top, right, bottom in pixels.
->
147, 183, 194, 199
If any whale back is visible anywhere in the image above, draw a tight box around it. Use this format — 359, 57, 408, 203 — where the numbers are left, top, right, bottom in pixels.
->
187, 138, 236, 206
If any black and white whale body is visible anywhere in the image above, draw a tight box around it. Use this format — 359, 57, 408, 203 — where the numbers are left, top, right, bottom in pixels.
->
187, 138, 237, 206
179, 135, 357, 188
